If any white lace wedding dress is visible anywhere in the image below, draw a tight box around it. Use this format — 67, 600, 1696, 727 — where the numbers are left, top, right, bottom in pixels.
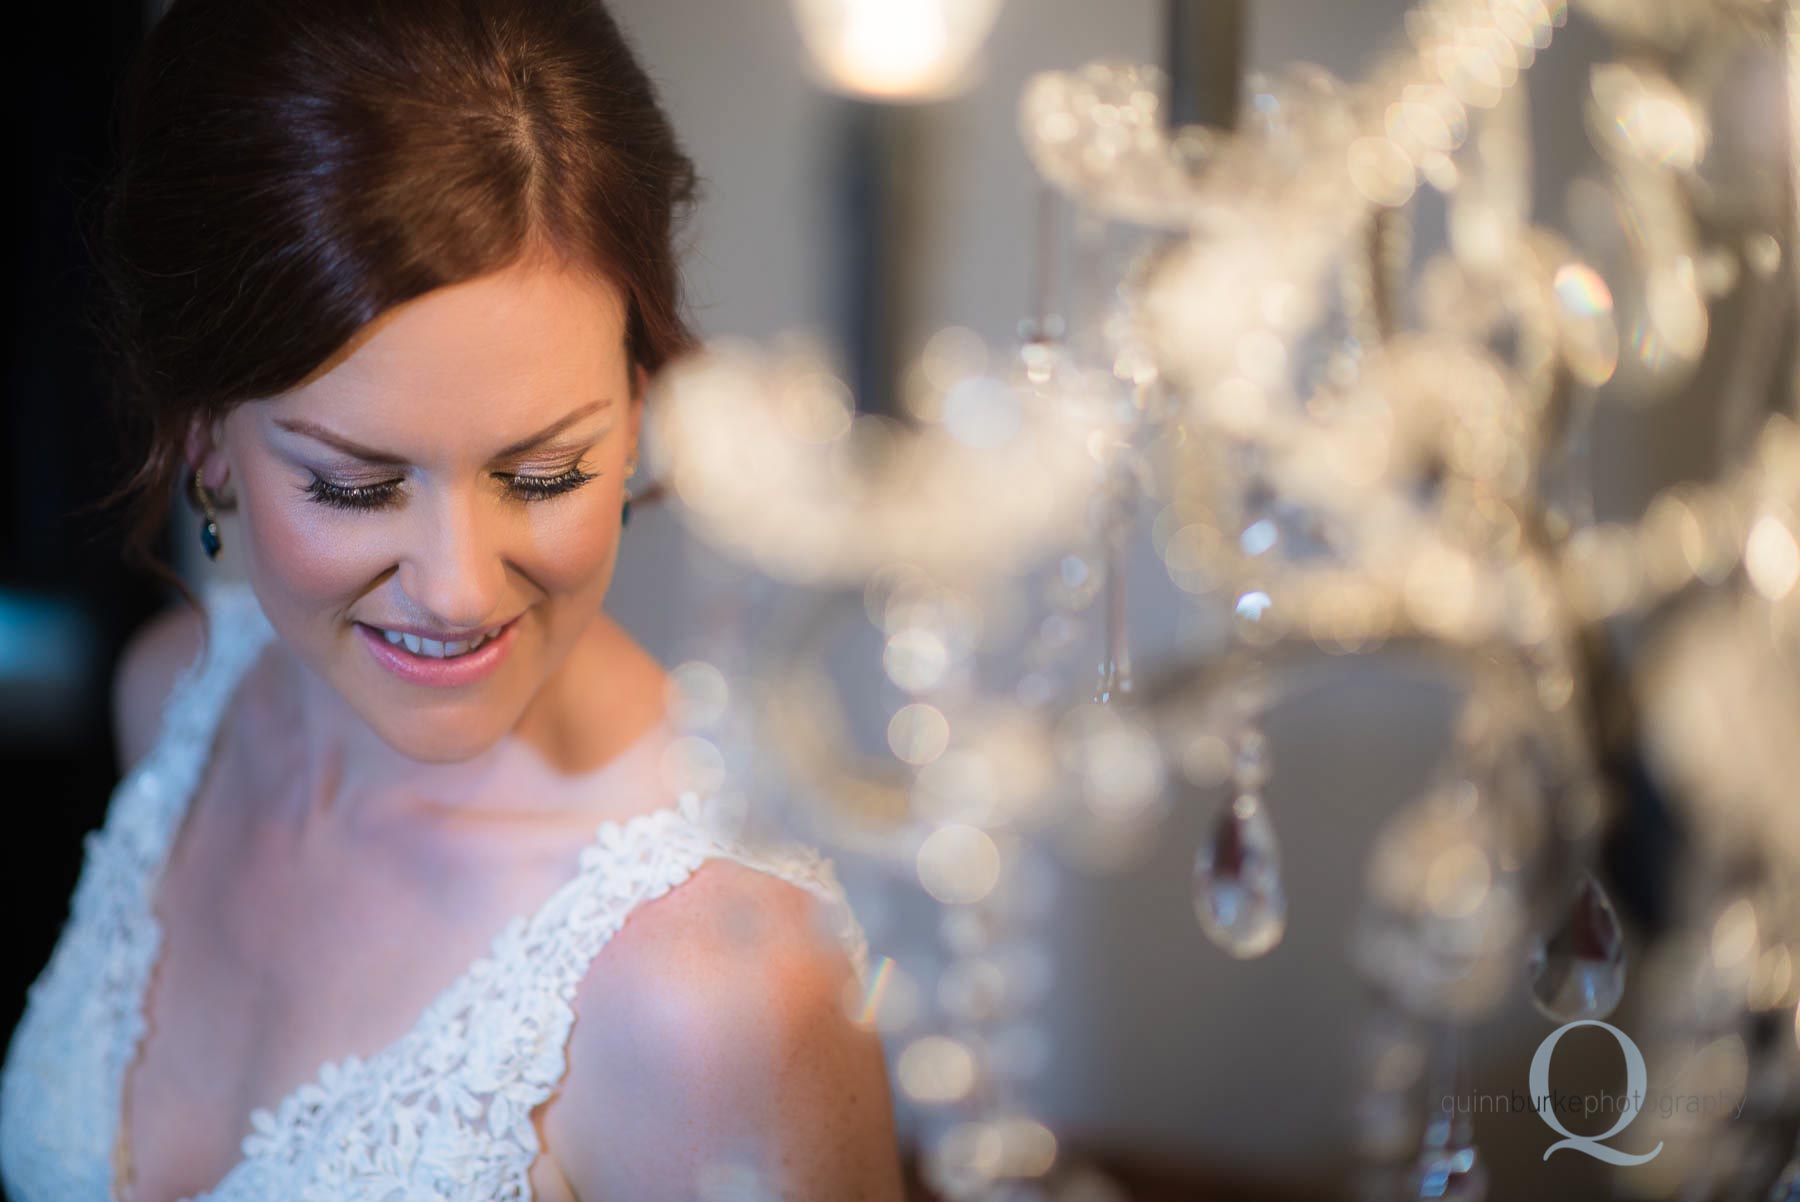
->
0, 579, 871, 1201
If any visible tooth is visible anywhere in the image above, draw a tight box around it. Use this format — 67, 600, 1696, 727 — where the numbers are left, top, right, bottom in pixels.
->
380, 628, 496, 658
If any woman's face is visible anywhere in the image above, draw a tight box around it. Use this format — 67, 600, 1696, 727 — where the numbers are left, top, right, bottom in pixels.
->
199, 253, 644, 763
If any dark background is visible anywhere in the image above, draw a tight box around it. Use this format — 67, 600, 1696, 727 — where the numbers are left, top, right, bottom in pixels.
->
4, 12, 165, 1195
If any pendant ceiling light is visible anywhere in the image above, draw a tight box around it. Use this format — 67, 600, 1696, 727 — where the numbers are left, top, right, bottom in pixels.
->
788, 0, 1006, 101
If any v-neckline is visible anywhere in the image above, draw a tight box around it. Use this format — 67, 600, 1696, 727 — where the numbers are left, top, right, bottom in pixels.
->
107, 597, 692, 1202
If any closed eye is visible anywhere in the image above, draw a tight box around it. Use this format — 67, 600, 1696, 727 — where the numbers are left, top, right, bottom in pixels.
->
496, 463, 598, 501
301, 463, 600, 511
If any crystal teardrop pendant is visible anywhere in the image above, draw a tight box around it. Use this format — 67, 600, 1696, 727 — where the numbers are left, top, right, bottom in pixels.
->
1192, 791, 1287, 958
1527, 871, 1626, 1022
1412, 1108, 1489, 1201
1411, 1027, 1487, 1202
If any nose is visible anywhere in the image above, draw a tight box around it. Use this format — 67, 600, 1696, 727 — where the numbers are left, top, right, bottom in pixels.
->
395, 482, 508, 632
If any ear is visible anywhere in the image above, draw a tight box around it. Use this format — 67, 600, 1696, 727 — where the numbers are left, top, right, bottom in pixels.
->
626, 364, 650, 456
183, 411, 231, 493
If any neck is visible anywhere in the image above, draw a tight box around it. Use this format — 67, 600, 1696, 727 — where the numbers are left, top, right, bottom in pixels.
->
260, 615, 671, 834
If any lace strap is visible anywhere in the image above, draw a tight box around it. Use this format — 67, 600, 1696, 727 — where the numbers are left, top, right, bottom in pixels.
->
544, 796, 872, 995
87, 580, 273, 895
58, 581, 275, 1200
460, 799, 873, 1162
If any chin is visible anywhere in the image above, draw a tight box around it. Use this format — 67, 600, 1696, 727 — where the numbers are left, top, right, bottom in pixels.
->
367, 708, 515, 764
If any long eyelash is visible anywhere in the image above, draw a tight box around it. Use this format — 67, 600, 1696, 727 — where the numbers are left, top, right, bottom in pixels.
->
300, 464, 599, 512
304, 474, 402, 511
502, 464, 598, 501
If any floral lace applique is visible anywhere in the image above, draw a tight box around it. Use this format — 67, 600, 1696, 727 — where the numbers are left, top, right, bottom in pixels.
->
0, 580, 871, 1202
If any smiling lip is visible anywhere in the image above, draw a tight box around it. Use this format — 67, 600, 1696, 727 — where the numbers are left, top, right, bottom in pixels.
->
355, 616, 520, 688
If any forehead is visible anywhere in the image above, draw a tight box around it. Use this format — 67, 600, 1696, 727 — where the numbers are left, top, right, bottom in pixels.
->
270, 256, 630, 433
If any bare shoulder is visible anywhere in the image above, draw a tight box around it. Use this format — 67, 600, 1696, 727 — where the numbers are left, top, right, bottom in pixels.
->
546, 856, 904, 1202
111, 598, 207, 770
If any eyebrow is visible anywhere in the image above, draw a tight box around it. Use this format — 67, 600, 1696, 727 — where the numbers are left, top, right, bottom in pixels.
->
273, 398, 613, 465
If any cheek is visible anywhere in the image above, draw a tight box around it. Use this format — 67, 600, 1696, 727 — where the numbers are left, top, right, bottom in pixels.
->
519, 495, 623, 595
238, 481, 388, 608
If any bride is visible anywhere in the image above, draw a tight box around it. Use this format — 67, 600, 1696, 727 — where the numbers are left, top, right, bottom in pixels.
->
0, 0, 904, 1199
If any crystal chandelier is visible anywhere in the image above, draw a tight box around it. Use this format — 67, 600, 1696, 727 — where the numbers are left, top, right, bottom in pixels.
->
641, 0, 1800, 1196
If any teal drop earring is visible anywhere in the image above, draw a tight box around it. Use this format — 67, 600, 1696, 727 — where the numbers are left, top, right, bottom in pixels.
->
193, 468, 223, 560
621, 456, 636, 527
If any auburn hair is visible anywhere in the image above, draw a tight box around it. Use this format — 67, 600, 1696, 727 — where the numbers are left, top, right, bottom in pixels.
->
92, 0, 699, 603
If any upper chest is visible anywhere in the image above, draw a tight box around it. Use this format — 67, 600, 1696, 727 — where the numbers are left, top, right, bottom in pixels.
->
115, 747, 615, 1202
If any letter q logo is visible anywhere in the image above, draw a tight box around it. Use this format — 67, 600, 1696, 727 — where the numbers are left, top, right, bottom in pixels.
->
1529, 1020, 1663, 1166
